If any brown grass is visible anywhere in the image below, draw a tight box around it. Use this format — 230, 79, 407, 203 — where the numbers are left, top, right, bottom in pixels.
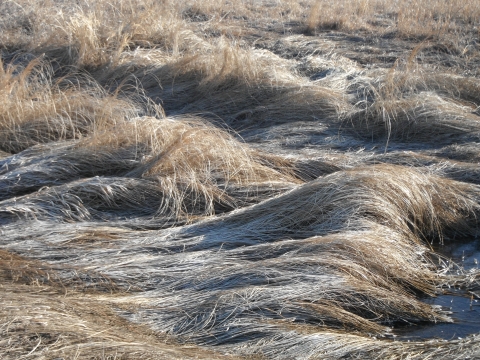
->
1, 0, 480, 358
0, 57, 143, 153
306, 0, 480, 40
0, 282, 231, 359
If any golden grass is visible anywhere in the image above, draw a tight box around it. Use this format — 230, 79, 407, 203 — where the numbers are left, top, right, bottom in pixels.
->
0, 282, 231, 359
1, 0, 480, 358
306, 0, 480, 40
0, 57, 143, 153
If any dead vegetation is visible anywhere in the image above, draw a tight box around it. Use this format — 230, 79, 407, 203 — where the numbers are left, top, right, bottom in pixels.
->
1, 0, 480, 359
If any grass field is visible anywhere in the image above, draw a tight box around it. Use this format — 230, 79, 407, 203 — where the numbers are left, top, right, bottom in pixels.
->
1, 0, 480, 358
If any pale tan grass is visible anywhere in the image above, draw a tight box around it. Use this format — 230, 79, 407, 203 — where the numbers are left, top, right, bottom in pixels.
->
0, 0, 479, 358
0, 57, 142, 153
306, 0, 480, 41
0, 116, 301, 223
0, 281, 231, 360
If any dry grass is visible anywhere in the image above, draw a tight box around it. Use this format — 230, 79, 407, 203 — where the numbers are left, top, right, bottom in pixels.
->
0, 282, 232, 359
0, 57, 144, 153
1, 0, 480, 359
306, 0, 480, 40
0, 116, 300, 224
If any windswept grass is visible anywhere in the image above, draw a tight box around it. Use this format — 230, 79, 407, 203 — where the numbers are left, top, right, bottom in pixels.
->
1, 0, 480, 359
0, 57, 145, 154
0, 116, 301, 224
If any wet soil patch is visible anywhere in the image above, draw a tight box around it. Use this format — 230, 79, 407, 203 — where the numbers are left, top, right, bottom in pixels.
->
396, 239, 480, 340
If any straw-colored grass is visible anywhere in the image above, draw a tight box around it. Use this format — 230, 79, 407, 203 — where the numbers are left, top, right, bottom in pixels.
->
1, 0, 480, 358
0, 116, 301, 224
306, 0, 480, 40
0, 57, 144, 154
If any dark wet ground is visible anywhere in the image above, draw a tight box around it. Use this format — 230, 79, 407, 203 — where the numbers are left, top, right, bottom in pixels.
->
396, 291, 480, 340
396, 239, 480, 340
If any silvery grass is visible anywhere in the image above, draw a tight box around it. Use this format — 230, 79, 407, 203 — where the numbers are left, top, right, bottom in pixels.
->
2, 165, 480, 358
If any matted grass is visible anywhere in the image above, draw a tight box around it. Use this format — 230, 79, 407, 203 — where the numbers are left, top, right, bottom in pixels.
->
1, 0, 480, 359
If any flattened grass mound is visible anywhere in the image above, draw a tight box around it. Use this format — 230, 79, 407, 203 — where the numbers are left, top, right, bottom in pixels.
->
1, 0, 480, 359
1, 165, 479, 358
0, 116, 301, 223
0, 282, 231, 359
188, 164, 479, 246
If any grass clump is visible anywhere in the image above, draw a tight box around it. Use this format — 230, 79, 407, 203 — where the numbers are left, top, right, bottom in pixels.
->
0, 57, 142, 153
